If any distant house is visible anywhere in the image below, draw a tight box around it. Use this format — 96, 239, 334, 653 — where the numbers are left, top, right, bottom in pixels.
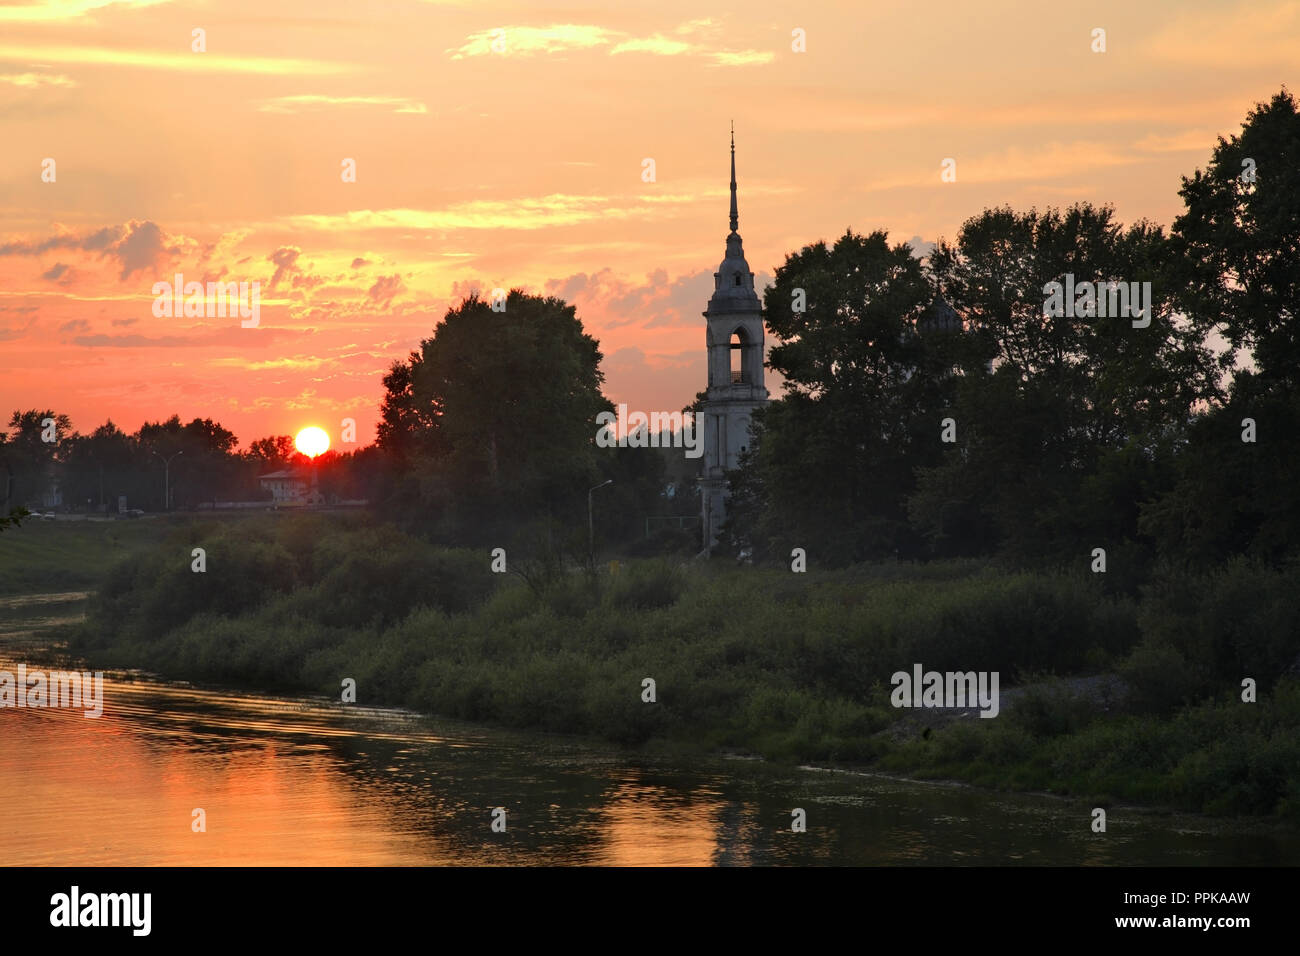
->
28, 465, 63, 510
258, 468, 323, 506
40, 480, 63, 510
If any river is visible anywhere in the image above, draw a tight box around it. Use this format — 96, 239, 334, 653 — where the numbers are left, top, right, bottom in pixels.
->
1, 593, 1295, 866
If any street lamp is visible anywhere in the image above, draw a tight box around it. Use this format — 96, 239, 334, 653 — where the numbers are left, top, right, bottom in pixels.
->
588, 479, 613, 565
152, 450, 183, 511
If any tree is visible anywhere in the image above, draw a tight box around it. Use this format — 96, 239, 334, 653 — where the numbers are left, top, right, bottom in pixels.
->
379, 290, 611, 541
136, 415, 240, 508
1141, 89, 1300, 564
245, 435, 297, 467
914, 204, 1217, 562
726, 229, 950, 564
378, 352, 444, 463
1170, 88, 1300, 389
60, 420, 140, 512
0, 429, 27, 527
2, 409, 73, 508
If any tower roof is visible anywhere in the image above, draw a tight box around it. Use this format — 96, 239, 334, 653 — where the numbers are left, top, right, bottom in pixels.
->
708, 123, 760, 315
919, 294, 962, 334
729, 122, 738, 234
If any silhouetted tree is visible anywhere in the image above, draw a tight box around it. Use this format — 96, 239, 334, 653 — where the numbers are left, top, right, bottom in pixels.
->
1142, 89, 1300, 564
379, 291, 612, 542
915, 203, 1216, 563
2, 409, 72, 508
724, 230, 952, 564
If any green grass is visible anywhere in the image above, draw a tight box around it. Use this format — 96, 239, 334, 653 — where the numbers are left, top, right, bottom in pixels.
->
0, 518, 177, 595
880, 683, 1300, 817
0, 512, 334, 595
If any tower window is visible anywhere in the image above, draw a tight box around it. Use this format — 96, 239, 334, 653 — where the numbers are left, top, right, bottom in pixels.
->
730, 329, 745, 383
734, 274, 741, 286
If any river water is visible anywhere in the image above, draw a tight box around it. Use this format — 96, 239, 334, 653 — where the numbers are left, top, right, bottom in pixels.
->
1, 593, 1295, 866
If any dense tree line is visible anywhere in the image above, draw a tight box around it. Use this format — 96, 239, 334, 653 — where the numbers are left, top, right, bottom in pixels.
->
2, 290, 682, 554
723, 89, 1300, 573
0, 410, 377, 513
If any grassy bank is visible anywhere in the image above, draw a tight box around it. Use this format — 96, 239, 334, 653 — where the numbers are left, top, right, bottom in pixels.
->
40, 514, 1300, 819
0, 517, 178, 595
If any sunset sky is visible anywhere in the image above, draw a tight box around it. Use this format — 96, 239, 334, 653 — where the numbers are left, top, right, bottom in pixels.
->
0, 0, 1295, 448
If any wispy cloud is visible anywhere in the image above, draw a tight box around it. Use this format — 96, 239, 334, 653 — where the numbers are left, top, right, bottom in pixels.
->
257, 94, 427, 114
448, 21, 771, 66
449, 24, 614, 59
211, 355, 333, 371
709, 50, 773, 67
282, 180, 795, 235
71, 326, 309, 348
283, 192, 710, 233
0, 72, 76, 88
673, 18, 715, 36
610, 36, 694, 57
0, 44, 351, 75
0, 0, 170, 22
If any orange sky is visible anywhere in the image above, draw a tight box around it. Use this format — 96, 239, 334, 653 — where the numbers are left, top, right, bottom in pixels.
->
0, 0, 1295, 449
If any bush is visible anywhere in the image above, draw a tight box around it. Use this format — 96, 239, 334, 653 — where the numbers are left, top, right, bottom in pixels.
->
1139, 558, 1300, 695
869, 571, 1139, 678
1120, 641, 1200, 714
307, 539, 491, 626
538, 575, 600, 618
1008, 681, 1098, 737
621, 527, 699, 559
606, 559, 687, 610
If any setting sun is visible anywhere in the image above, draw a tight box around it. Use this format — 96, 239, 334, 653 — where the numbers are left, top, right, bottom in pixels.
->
295, 426, 330, 458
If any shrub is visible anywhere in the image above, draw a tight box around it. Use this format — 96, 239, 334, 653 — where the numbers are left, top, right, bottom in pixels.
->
1008, 681, 1098, 737
606, 559, 687, 610
1139, 558, 1300, 692
1120, 641, 1200, 714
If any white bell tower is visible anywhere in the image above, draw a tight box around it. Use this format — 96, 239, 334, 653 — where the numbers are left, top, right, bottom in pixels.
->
700, 125, 767, 549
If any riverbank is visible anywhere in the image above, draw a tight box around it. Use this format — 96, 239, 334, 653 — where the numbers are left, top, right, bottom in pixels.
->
13, 608, 1299, 867
18, 514, 1300, 820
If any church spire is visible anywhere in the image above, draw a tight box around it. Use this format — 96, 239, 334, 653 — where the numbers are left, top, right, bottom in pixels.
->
729, 122, 738, 234
709, 121, 755, 306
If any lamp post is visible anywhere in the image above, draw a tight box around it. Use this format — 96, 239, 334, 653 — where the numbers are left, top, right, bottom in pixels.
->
153, 450, 183, 511
588, 479, 613, 566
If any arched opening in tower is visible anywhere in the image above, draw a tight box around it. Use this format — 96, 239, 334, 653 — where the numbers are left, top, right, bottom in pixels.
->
730, 329, 746, 383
